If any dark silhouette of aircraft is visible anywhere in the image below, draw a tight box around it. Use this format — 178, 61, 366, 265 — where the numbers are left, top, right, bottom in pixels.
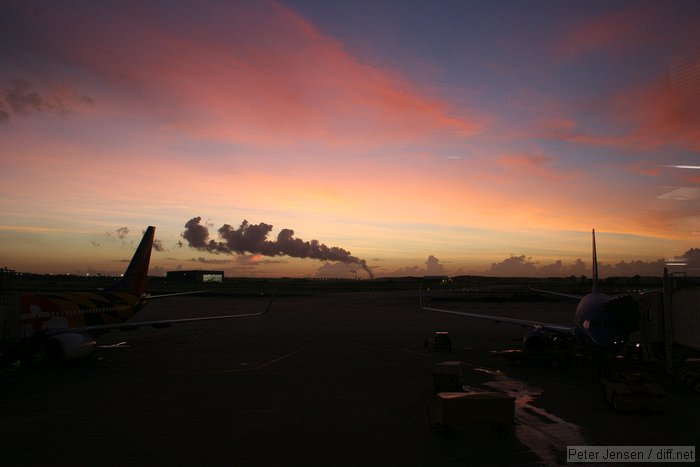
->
421, 230, 633, 353
7, 226, 270, 363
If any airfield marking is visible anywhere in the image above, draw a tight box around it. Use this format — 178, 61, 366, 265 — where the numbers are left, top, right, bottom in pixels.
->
401, 348, 436, 358
401, 340, 488, 368
253, 347, 306, 370
400, 340, 443, 359
197, 347, 307, 374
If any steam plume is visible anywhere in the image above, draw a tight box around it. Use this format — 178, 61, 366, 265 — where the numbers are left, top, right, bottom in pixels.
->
182, 217, 374, 279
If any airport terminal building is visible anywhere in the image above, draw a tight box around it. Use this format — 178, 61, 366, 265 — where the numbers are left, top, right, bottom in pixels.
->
166, 270, 224, 283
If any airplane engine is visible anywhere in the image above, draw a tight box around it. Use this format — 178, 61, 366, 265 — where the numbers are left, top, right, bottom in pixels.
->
44, 334, 96, 362
523, 329, 550, 351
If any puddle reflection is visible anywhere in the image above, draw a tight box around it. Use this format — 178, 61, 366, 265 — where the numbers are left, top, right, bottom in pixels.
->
475, 367, 591, 465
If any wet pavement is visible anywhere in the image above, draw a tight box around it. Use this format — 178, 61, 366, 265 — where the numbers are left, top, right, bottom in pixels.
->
1, 291, 698, 465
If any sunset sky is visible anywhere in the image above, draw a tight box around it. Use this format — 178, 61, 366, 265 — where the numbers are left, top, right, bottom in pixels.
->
1, 0, 699, 278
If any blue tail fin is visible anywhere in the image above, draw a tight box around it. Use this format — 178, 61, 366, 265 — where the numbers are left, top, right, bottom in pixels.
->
591, 229, 599, 294
105, 226, 155, 295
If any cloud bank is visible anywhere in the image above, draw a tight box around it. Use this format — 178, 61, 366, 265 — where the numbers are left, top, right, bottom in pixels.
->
484, 248, 700, 277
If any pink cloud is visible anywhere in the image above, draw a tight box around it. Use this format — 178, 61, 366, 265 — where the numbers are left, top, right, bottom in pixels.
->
522, 52, 700, 158
9, 1, 482, 148
604, 73, 700, 153
496, 153, 569, 182
552, 4, 664, 58
620, 161, 663, 177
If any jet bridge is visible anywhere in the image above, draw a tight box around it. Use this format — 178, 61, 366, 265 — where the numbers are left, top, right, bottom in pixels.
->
636, 270, 700, 371
669, 286, 700, 352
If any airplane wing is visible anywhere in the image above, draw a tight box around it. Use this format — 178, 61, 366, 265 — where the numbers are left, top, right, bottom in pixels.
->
420, 287, 575, 335
532, 287, 661, 301
145, 290, 213, 299
530, 288, 584, 300
46, 295, 274, 336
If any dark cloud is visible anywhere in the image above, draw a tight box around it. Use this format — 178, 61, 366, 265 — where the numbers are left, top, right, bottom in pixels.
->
182, 216, 374, 279
426, 255, 447, 275
488, 255, 539, 276
79, 94, 95, 106
599, 259, 666, 277
688, 248, 700, 266
182, 217, 212, 249
485, 250, 700, 277
538, 259, 564, 276
105, 227, 130, 243
0, 79, 94, 123
382, 255, 447, 277
2, 79, 67, 118
152, 238, 165, 252
599, 247, 700, 276
116, 227, 129, 240
187, 257, 232, 264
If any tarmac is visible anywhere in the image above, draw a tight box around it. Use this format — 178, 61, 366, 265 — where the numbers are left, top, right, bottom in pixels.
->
1, 290, 698, 466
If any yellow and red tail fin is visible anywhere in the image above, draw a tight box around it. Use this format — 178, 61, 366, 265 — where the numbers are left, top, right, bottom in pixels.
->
105, 226, 155, 296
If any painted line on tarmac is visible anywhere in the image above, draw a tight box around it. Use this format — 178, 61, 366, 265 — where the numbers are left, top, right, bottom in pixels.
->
254, 347, 306, 370
198, 347, 307, 374
401, 340, 438, 358
400, 340, 483, 367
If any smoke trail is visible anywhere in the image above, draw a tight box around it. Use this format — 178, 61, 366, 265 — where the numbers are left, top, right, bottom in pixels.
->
182, 217, 374, 279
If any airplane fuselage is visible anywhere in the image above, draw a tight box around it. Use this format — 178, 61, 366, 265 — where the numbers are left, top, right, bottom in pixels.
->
2, 225, 270, 366
574, 292, 626, 352
19, 291, 147, 337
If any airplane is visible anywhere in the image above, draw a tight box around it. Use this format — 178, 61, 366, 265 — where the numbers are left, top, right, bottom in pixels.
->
420, 229, 634, 354
4, 226, 272, 364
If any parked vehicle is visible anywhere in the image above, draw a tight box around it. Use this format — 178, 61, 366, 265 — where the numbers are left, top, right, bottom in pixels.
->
424, 331, 452, 352
600, 369, 668, 412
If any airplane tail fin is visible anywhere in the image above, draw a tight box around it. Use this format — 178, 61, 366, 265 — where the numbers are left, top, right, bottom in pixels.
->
105, 226, 155, 296
592, 229, 599, 294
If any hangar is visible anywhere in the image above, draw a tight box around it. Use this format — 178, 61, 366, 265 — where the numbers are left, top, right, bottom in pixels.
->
166, 270, 224, 283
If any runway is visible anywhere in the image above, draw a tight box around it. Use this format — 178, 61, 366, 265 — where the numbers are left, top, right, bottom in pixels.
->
1, 290, 698, 465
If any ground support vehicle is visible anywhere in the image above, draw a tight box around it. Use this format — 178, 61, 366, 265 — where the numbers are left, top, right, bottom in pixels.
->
600, 369, 669, 412
424, 331, 452, 352
674, 363, 700, 394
